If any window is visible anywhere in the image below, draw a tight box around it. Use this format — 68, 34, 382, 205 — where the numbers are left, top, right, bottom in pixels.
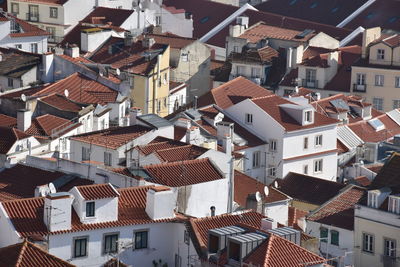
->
396, 77, 400, 88
362, 233, 374, 253
367, 191, 378, 208
104, 152, 112, 166
305, 111, 312, 123
74, 237, 88, 258
210, 206, 216, 216
320, 227, 328, 243
373, 97, 383, 111
315, 135, 323, 146
245, 113, 253, 125
251, 67, 260, 78
305, 69, 317, 87
303, 165, 308, 175
175, 254, 182, 267
384, 238, 396, 257
330, 230, 339, 246
375, 75, 384, 86
303, 137, 308, 149
157, 100, 161, 112
30, 43, 38, 53
377, 49, 385, 60
181, 53, 188, 62
388, 196, 400, 214
11, 3, 19, 14
86, 202, 95, 217
393, 100, 400, 109
163, 97, 167, 108
134, 230, 148, 249
155, 15, 161, 25
236, 65, 245, 76
233, 46, 240, 53
252, 151, 261, 168
50, 7, 58, 18
15, 44, 22, 49
269, 139, 277, 152
7, 78, 13, 88
28, 5, 39, 21
82, 147, 90, 161
268, 165, 276, 177
104, 234, 119, 254
314, 159, 323, 173
184, 230, 190, 245
46, 27, 55, 41
356, 73, 366, 85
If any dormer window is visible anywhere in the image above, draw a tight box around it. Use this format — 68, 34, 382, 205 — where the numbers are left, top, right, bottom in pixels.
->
304, 110, 313, 124
86, 202, 95, 217
388, 195, 400, 214
377, 49, 385, 60
245, 113, 253, 125
368, 191, 378, 208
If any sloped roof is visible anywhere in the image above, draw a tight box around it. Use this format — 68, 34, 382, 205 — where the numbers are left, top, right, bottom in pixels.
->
138, 33, 197, 49
307, 185, 365, 230
13, 0, 68, 5
26, 114, 80, 139
0, 126, 30, 154
154, 144, 208, 162
0, 52, 39, 78
0, 240, 75, 267
135, 136, 187, 155
76, 183, 119, 200
0, 114, 17, 127
0, 13, 49, 38
230, 46, 279, 64
278, 172, 346, 206
369, 153, 400, 194
39, 94, 83, 113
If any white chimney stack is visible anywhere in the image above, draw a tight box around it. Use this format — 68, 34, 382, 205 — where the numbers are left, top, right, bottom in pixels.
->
129, 107, 142, 126
145, 187, 175, 220
17, 109, 32, 131
65, 45, 80, 58
43, 192, 74, 232
174, 118, 191, 129
186, 126, 201, 145
222, 134, 233, 155
261, 218, 277, 231
216, 122, 234, 142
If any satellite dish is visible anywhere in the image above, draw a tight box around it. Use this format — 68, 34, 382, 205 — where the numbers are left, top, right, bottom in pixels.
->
255, 191, 262, 202
64, 89, 69, 98
21, 94, 27, 102
116, 68, 121, 76
274, 181, 279, 188
264, 186, 269, 197
49, 183, 56, 194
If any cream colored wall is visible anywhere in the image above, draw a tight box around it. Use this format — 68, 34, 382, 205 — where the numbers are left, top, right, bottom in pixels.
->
393, 46, 400, 67
369, 43, 392, 66
292, 200, 319, 213
351, 66, 400, 111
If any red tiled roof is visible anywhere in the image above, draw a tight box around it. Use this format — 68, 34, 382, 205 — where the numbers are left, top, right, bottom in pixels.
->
0, 114, 17, 128
365, 163, 383, 174
70, 125, 152, 149
288, 206, 309, 228
12, 0, 68, 5
0, 13, 49, 38
234, 170, 289, 207
77, 183, 119, 200
307, 186, 365, 230
143, 158, 224, 187
138, 33, 197, 49
39, 94, 82, 112
162, 4, 185, 14
337, 139, 349, 154
279, 68, 298, 87
0, 240, 75, 267
252, 95, 338, 132
26, 114, 80, 139
197, 76, 273, 109
301, 53, 329, 68
0, 126, 31, 154
353, 176, 371, 187
154, 144, 208, 162
0, 85, 44, 100
1, 185, 185, 238
33, 73, 118, 106
278, 172, 346, 206
136, 137, 187, 155
230, 46, 279, 64
0, 164, 93, 202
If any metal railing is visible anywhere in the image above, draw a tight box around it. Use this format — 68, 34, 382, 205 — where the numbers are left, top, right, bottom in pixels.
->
302, 79, 319, 88
353, 83, 367, 92
26, 13, 39, 22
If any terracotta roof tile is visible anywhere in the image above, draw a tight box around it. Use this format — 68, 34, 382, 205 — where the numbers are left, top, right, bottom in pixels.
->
0, 114, 17, 127
278, 172, 346, 206
288, 206, 309, 228
0, 13, 49, 38
136, 137, 187, 155
155, 144, 208, 162
0, 241, 75, 267
234, 170, 289, 207
197, 76, 273, 109
307, 186, 365, 230
77, 183, 119, 200
70, 125, 152, 149
143, 158, 224, 187
138, 33, 197, 49
365, 163, 383, 174
26, 114, 80, 139
369, 153, 400, 195
0, 51, 40, 78
39, 94, 82, 112
230, 46, 279, 64
0, 126, 31, 154
353, 176, 371, 187
337, 139, 349, 154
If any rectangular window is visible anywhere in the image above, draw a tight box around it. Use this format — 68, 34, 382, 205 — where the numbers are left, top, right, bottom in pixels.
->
104, 234, 119, 254
305, 111, 312, 122
50, 7, 58, 18
356, 73, 366, 85
245, 113, 253, 125
15, 44, 22, 49
375, 75, 384, 86
28, 5, 39, 21
251, 67, 260, 78
320, 227, 328, 243
314, 159, 323, 173
377, 49, 385, 60
367, 191, 378, 208
252, 151, 261, 168
86, 202, 95, 217
155, 15, 161, 25
268, 165, 276, 177
331, 230, 339, 246
303, 137, 308, 149
7, 78, 13, 88
46, 27, 56, 42
175, 254, 182, 267
393, 100, 400, 110
306, 69, 316, 82
315, 135, 323, 146
236, 65, 245, 76
104, 152, 112, 166
74, 237, 88, 258
134, 231, 148, 249
384, 238, 396, 257
181, 53, 188, 62
373, 97, 383, 111
396, 77, 400, 88
11, 3, 19, 14
363, 233, 374, 253
30, 43, 38, 53
233, 46, 240, 53
82, 147, 90, 161
303, 165, 308, 175
269, 139, 277, 152
388, 196, 400, 214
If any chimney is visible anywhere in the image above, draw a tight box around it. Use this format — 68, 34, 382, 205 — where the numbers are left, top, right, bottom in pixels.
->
260, 218, 277, 231
129, 107, 142, 125
222, 134, 233, 155
174, 118, 191, 129
124, 33, 135, 47
229, 24, 245, 38
43, 192, 74, 232
143, 37, 155, 48
186, 126, 200, 145
362, 27, 381, 59
65, 45, 79, 58
17, 109, 32, 131
216, 122, 234, 143
145, 186, 175, 220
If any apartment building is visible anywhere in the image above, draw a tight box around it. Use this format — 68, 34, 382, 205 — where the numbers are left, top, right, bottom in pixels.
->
351, 27, 400, 112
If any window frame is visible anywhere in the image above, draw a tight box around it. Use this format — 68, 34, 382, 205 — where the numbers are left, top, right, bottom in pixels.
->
305, 110, 312, 123
245, 113, 253, 125
73, 236, 88, 258
103, 233, 119, 254
388, 196, 400, 214
314, 159, 323, 173
49, 7, 58, 18
356, 73, 366, 85
377, 49, 385, 60
303, 164, 308, 175
85, 201, 95, 218
269, 139, 277, 152
303, 137, 309, 149
268, 165, 276, 177
372, 97, 383, 111
393, 100, 400, 110
252, 151, 261, 168
362, 232, 374, 254
320, 227, 328, 243
375, 74, 384, 86
30, 43, 38, 53
395, 77, 400, 88
330, 230, 339, 246
7, 77, 13, 88
134, 230, 149, 250
384, 238, 396, 258
11, 3, 19, 14
82, 147, 90, 161
315, 135, 323, 147
104, 151, 112, 166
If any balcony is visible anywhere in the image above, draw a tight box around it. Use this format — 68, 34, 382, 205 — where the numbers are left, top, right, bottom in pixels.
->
353, 84, 367, 93
26, 13, 39, 22
302, 79, 318, 88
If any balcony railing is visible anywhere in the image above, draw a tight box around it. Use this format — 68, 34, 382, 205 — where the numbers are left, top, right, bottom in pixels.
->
302, 79, 318, 88
26, 13, 39, 22
353, 83, 367, 93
